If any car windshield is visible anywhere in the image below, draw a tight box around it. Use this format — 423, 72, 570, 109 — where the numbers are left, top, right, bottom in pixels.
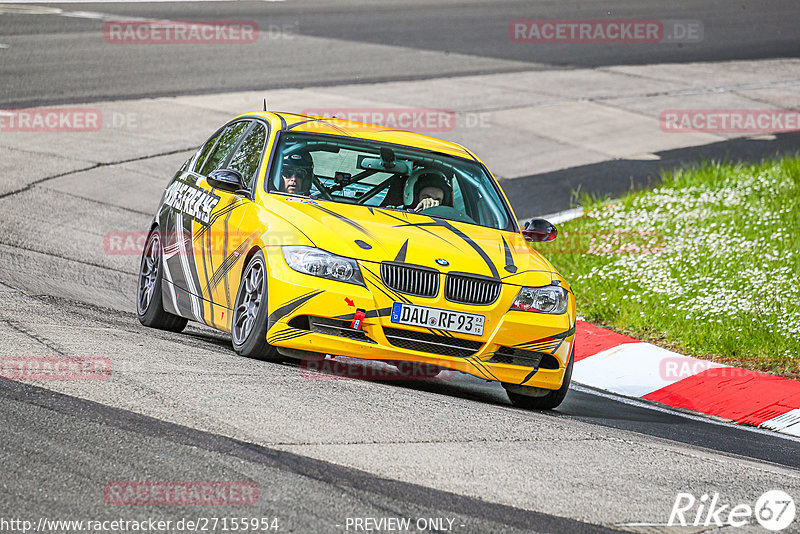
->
267, 132, 514, 231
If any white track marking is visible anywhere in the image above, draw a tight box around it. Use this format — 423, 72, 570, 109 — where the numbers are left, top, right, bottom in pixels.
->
521, 199, 624, 225
0, 5, 63, 15
4, 1, 274, 4
761, 409, 800, 432
538, 207, 585, 224
782, 424, 800, 437
60, 10, 118, 20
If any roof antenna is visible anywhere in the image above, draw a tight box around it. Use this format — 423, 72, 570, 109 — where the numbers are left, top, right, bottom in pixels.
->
263, 98, 267, 112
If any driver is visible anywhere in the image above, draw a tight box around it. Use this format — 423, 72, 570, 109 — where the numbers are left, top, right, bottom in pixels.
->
404, 170, 452, 211
280, 151, 314, 195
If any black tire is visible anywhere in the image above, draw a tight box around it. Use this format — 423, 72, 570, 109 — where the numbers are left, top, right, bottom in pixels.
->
231, 250, 280, 361
137, 228, 188, 332
504, 345, 574, 410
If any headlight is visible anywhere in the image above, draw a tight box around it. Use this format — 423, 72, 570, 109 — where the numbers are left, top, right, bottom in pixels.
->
511, 285, 568, 314
282, 246, 365, 286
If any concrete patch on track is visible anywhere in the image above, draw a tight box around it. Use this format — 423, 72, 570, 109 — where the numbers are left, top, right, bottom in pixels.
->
0, 145, 95, 197
2, 58, 796, 183
490, 101, 722, 159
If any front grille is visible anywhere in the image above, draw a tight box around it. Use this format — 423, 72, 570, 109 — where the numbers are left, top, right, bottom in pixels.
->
445, 273, 501, 305
306, 316, 375, 343
383, 327, 482, 358
489, 346, 559, 369
381, 263, 439, 297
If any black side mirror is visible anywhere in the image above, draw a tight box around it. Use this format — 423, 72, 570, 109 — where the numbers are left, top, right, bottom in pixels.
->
522, 218, 558, 242
207, 169, 248, 195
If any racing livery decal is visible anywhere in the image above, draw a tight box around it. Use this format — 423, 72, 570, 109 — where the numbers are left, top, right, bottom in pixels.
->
164, 178, 221, 225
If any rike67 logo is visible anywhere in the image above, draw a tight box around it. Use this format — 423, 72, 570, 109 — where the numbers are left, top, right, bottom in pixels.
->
669, 490, 795, 531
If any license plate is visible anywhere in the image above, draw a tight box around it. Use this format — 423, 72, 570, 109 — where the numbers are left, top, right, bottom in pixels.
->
390, 302, 484, 336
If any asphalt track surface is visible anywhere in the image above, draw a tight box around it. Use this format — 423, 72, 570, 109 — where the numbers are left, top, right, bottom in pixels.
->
1, 1, 800, 532
1, 0, 800, 107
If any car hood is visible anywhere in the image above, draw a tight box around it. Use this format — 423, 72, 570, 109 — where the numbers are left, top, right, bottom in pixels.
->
267, 197, 554, 283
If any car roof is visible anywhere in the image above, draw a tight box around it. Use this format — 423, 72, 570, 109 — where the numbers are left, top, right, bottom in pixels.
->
235, 111, 477, 161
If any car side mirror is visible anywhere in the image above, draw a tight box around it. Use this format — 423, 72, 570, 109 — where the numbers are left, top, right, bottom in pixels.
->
207, 169, 248, 195
522, 218, 558, 242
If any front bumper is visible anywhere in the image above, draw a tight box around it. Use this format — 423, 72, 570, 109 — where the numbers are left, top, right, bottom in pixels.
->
263, 249, 576, 389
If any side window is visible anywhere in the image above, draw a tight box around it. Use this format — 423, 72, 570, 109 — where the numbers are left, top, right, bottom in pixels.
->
199, 121, 250, 176
228, 123, 267, 188
193, 130, 222, 173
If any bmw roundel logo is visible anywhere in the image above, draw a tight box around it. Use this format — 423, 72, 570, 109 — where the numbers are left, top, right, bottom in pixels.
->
435, 258, 449, 267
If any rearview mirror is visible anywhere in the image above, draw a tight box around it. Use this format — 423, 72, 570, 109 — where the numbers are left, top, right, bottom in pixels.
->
522, 218, 558, 242
207, 169, 248, 195
357, 154, 412, 175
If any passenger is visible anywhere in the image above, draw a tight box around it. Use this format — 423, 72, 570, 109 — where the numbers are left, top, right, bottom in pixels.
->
404, 170, 452, 211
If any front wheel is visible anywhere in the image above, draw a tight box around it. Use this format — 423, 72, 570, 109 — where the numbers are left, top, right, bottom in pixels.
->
503, 344, 574, 410
137, 228, 188, 332
231, 251, 280, 361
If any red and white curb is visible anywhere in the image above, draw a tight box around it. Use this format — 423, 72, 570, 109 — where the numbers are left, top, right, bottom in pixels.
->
573, 320, 800, 436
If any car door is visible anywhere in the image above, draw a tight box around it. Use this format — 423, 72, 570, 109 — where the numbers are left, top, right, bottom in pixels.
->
161, 120, 252, 324
204, 120, 270, 329
196, 120, 269, 330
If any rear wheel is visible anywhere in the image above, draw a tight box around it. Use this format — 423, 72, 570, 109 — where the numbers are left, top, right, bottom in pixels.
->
503, 345, 574, 410
137, 228, 188, 332
231, 251, 280, 361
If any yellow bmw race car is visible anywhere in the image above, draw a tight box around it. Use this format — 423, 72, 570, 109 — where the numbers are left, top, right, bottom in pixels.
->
137, 111, 577, 409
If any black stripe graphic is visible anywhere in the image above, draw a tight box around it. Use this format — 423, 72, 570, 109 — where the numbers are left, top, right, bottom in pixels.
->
437, 220, 500, 279
208, 236, 254, 293
361, 266, 412, 305
502, 236, 517, 274
267, 290, 325, 330
520, 367, 539, 385
390, 218, 500, 279
310, 203, 375, 238
394, 239, 409, 263
379, 211, 452, 246
464, 356, 496, 380
552, 325, 576, 339
201, 218, 215, 327
268, 329, 311, 344
192, 200, 241, 242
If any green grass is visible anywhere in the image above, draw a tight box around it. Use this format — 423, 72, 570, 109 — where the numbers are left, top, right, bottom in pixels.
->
538, 156, 800, 378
